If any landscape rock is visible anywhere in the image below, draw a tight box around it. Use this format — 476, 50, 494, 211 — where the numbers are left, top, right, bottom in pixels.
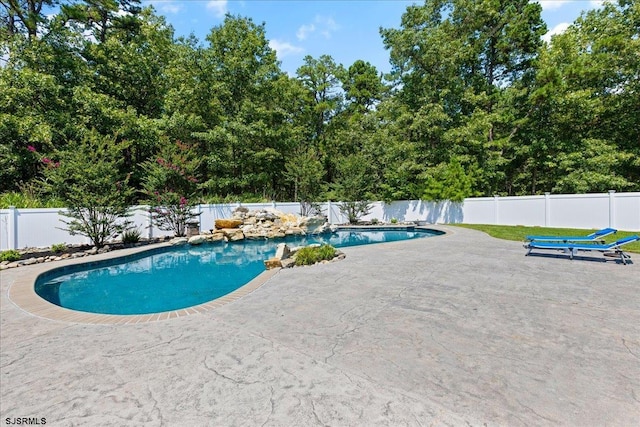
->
299, 216, 329, 235
205, 233, 225, 243
215, 219, 243, 229
226, 230, 245, 242
188, 235, 206, 245
263, 258, 282, 270
170, 237, 188, 246
275, 243, 291, 260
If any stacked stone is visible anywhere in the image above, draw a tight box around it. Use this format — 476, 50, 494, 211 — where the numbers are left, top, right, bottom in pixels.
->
180, 208, 335, 246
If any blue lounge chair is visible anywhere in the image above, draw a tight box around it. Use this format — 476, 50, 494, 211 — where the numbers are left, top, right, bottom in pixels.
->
525, 235, 640, 265
525, 227, 617, 243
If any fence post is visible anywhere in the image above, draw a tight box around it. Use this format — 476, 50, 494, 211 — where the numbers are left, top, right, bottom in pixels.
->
544, 192, 551, 227
608, 190, 616, 228
146, 205, 153, 239
493, 195, 499, 225
8, 206, 16, 249
327, 201, 332, 224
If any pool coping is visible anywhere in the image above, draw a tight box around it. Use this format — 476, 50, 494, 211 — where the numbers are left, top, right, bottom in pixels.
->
6, 226, 448, 325
6, 242, 282, 325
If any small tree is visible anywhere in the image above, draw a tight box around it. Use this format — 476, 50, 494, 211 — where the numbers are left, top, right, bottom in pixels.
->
285, 148, 326, 217
42, 132, 133, 248
332, 154, 373, 224
142, 141, 200, 237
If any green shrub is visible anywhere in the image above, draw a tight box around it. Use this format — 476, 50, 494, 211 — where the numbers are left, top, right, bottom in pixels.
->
0, 191, 64, 209
371, 218, 379, 225
1, 250, 21, 262
51, 243, 67, 253
121, 228, 141, 244
390, 218, 398, 224
295, 244, 336, 266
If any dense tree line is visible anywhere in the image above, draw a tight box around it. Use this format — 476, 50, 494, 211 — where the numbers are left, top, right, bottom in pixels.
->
1, 0, 638, 210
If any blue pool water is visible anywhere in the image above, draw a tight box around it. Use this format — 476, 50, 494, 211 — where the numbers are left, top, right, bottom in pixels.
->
35, 228, 442, 315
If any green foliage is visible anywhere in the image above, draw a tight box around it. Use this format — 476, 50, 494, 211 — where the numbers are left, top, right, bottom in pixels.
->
51, 243, 67, 253
285, 148, 325, 215
142, 141, 200, 236
42, 131, 133, 248
339, 201, 372, 225
422, 158, 474, 202
0, 190, 64, 208
390, 218, 398, 224
121, 228, 141, 244
0, 249, 21, 262
294, 244, 337, 266
1, 0, 638, 210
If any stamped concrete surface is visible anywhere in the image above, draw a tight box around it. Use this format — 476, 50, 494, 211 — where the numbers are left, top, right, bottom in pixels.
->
1, 226, 638, 426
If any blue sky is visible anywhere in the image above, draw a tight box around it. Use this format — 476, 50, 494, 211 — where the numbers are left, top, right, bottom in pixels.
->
148, 0, 605, 75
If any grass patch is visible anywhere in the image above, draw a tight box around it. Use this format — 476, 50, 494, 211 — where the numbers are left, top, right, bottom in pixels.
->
451, 224, 640, 253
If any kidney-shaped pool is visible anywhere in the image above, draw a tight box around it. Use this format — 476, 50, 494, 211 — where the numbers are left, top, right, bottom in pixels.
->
35, 227, 443, 315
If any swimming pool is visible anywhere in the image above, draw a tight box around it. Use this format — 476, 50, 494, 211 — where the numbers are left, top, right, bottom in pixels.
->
35, 228, 443, 315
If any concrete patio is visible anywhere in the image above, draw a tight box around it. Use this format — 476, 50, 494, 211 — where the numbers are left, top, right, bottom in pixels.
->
1, 226, 638, 426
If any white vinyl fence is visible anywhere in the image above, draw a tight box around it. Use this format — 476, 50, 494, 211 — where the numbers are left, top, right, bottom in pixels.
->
1, 191, 638, 250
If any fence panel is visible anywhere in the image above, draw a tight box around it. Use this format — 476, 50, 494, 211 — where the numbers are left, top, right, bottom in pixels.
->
614, 193, 640, 230
549, 194, 610, 229
460, 198, 496, 225
0, 211, 9, 249
498, 196, 546, 226
16, 208, 88, 248
1, 193, 638, 250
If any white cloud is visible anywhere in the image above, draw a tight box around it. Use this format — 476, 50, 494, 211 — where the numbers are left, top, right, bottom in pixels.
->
296, 15, 339, 41
542, 22, 570, 43
537, 1, 571, 11
590, 0, 605, 7
269, 40, 304, 58
296, 24, 315, 41
207, 0, 227, 18
160, 2, 183, 14
316, 16, 338, 39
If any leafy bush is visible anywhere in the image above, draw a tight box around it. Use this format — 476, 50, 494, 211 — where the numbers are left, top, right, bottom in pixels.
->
1, 250, 21, 262
121, 228, 141, 244
371, 218, 379, 225
0, 191, 64, 209
390, 218, 398, 224
295, 244, 336, 266
51, 243, 67, 253
142, 141, 200, 237
42, 132, 134, 248
339, 200, 372, 224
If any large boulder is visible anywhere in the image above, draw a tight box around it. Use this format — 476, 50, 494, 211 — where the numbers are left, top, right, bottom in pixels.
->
299, 216, 329, 235
205, 232, 225, 243
225, 229, 245, 242
215, 219, 243, 229
188, 235, 206, 245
